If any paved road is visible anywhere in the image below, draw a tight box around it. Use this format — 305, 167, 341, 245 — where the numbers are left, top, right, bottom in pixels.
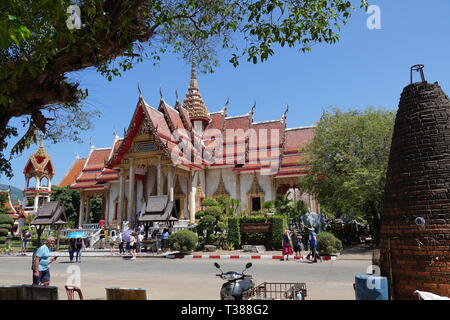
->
0, 256, 372, 300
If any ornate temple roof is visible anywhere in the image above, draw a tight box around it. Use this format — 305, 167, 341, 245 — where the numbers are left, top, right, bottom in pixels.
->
23, 137, 54, 176
66, 65, 316, 189
0, 188, 19, 219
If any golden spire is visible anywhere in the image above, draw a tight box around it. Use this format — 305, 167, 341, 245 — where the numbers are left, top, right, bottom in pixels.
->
183, 60, 210, 123
33, 135, 50, 159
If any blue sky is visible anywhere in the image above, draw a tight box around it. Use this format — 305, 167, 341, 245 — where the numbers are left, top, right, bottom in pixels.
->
3, 0, 450, 189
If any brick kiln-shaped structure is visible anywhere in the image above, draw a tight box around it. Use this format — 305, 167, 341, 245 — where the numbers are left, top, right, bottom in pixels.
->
380, 67, 450, 299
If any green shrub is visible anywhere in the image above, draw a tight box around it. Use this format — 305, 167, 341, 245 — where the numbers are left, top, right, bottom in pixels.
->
317, 232, 342, 255
0, 237, 5, 244
227, 217, 240, 249
195, 210, 205, 220
0, 228, 9, 237
204, 206, 223, 218
169, 230, 198, 252
201, 198, 220, 207
0, 214, 13, 225
0, 224, 12, 231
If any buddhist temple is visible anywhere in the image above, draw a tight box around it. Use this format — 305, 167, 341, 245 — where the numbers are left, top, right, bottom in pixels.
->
62, 64, 318, 228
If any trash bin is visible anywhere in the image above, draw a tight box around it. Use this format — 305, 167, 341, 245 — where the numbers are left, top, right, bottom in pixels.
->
0, 285, 58, 300
0, 285, 22, 300
354, 274, 389, 300
20, 285, 58, 300
105, 287, 147, 300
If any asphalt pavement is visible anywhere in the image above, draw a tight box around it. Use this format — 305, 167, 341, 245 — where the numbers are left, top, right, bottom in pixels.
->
0, 255, 371, 300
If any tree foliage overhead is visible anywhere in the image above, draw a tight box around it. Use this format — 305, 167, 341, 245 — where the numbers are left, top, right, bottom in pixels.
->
298, 107, 395, 241
0, 0, 369, 178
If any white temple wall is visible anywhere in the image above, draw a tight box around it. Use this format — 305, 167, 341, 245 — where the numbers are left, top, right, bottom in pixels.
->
239, 173, 254, 211
258, 174, 274, 202
206, 169, 220, 197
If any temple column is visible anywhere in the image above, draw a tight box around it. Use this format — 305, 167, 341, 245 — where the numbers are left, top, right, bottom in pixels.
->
127, 158, 135, 225
168, 169, 174, 202
156, 157, 162, 196
188, 171, 196, 224
85, 196, 91, 223
118, 168, 125, 228
236, 172, 241, 214
34, 194, 39, 212
34, 177, 40, 212
78, 193, 85, 227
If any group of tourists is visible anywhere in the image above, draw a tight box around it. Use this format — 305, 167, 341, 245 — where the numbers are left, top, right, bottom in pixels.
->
281, 228, 323, 263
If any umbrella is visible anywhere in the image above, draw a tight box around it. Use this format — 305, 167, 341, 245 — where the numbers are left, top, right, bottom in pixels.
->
121, 229, 133, 242
68, 231, 86, 238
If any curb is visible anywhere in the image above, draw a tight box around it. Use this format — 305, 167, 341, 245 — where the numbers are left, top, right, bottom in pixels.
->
2, 253, 337, 261
167, 254, 338, 261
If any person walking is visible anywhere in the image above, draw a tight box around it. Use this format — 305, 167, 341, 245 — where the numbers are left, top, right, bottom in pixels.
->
69, 237, 77, 262
307, 228, 322, 263
21, 229, 32, 256
291, 230, 303, 261
130, 232, 137, 260
99, 227, 106, 249
162, 228, 170, 253
137, 231, 144, 253
281, 230, 293, 261
75, 237, 85, 263
32, 236, 57, 286
118, 232, 125, 254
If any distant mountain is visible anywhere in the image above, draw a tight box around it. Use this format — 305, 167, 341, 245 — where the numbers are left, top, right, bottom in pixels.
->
0, 184, 23, 204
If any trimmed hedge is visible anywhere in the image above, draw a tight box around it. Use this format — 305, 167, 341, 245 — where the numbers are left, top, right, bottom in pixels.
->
0, 224, 12, 231
227, 215, 287, 250
0, 228, 9, 237
0, 214, 13, 225
227, 217, 241, 248
169, 230, 198, 252
31, 237, 70, 247
317, 232, 342, 255
0, 237, 5, 244
269, 215, 288, 251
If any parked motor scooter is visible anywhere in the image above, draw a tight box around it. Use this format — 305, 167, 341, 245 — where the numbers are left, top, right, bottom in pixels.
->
214, 262, 255, 300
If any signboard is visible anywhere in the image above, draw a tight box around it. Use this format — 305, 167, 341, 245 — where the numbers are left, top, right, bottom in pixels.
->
240, 223, 271, 233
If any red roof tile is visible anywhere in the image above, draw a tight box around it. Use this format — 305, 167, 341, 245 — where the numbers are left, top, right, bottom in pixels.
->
59, 159, 86, 187
84, 149, 111, 171
284, 127, 315, 154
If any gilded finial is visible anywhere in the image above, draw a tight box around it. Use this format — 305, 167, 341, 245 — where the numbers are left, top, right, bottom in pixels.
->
250, 100, 256, 115
137, 81, 142, 97
282, 104, 289, 122
160, 86, 164, 101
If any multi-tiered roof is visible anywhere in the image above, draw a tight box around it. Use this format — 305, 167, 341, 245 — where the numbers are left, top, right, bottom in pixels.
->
62, 65, 315, 190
